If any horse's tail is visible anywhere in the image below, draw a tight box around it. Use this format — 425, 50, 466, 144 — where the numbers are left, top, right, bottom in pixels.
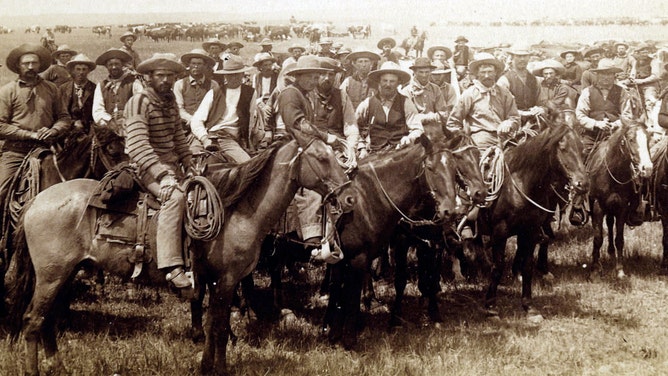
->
6, 199, 36, 343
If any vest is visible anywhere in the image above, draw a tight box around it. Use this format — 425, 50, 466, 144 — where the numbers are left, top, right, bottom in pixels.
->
202, 85, 253, 148
635, 57, 653, 80
101, 75, 136, 115
503, 69, 538, 110
367, 94, 408, 151
253, 73, 278, 101
345, 75, 376, 109
181, 77, 213, 115
589, 85, 622, 122
310, 89, 344, 137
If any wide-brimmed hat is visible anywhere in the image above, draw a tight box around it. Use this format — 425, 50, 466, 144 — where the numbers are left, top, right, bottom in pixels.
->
336, 47, 352, 58
119, 31, 137, 43
6, 43, 52, 74
66, 54, 96, 71
346, 49, 380, 62
431, 61, 452, 75
427, 46, 452, 60
560, 50, 582, 59
377, 37, 396, 49
214, 55, 253, 75
136, 53, 185, 74
532, 59, 565, 76
614, 41, 629, 50
252, 52, 276, 67
635, 42, 654, 53
181, 48, 215, 67
259, 38, 272, 46
318, 37, 334, 45
96, 48, 132, 66
287, 44, 306, 53
368, 61, 411, 85
468, 52, 505, 74
455, 35, 469, 43
286, 55, 333, 76
52, 44, 77, 59
227, 41, 244, 50
319, 57, 343, 72
202, 38, 226, 50
591, 58, 623, 74
583, 47, 604, 58
409, 57, 436, 71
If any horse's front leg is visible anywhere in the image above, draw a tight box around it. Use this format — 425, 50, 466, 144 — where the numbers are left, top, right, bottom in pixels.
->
390, 235, 409, 328
190, 277, 206, 343
605, 213, 616, 260
590, 200, 604, 276
201, 280, 234, 376
614, 212, 627, 278
484, 234, 508, 318
341, 254, 367, 350
416, 242, 443, 323
517, 231, 542, 322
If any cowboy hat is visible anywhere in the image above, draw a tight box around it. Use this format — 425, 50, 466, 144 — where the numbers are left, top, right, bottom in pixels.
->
319, 57, 343, 72
377, 37, 396, 49
431, 61, 452, 75
590, 58, 623, 74
119, 31, 137, 43
583, 47, 604, 58
635, 42, 655, 53
259, 38, 272, 46
614, 41, 629, 49
66, 54, 96, 71
455, 35, 468, 43
409, 57, 436, 71
52, 44, 77, 59
181, 48, 215, 67
532, 59, 565, 77
227, 41, 244, 49
427, 46, 452, 60
213, 55, 253, 75
336, 47, 352, 58
96, 48, 132, 66
6, 43, 52, 74
346, 49, 380, 62
287, 44, 306, 53
286, 55, 332, 76
318, 37, 334, 45
468, 52, 505, 74
252, 52, 276, 67
136, 53, 185, 75
367, 61, 411, 85
202, 38, 226, 50
559, 50, 582, 59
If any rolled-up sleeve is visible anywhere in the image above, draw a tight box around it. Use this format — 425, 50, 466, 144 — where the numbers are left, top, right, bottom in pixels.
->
403, 97, 424, 142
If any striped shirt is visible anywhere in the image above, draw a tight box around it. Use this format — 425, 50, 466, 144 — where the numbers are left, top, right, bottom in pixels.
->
124, 87, 191, 182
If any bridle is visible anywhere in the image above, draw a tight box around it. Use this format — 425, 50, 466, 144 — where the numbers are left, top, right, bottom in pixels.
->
603, 127, 642, 186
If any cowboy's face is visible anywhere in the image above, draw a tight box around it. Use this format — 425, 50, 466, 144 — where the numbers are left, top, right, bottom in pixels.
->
208, 45, 222, 56
123, 37, 134, 48
149, 69, 176, 96
638, 49, 650, 58
57, 52, 73, 64
432, 50, 447, 62
292, 49, 304, 59
352, 57, 373, 76
597, 71, 615, 88
414, 67, 432, 85
105, 58, 124, 79
382, 44, 392, 53
616, 45, 627, 56
258, 60, 274, 76
188, 57, 206, 78
295, 72, 320, 92
587, 53, 601, 63
71, 63, 91, 84
542, 68, 558, 85
261, 45, 272, 52
429, 72, 446, 86
512, 54, 530, 70
19, 53, 40, 80
224, 73, 244, 89
477, 64, 497, 87
564, 53, 575, 63
378, 73, 400, 98
229, 46, 240, 55
318, 71, 336, 93
457, 41, 466, 47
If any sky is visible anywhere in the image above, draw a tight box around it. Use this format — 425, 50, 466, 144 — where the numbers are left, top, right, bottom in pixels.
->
3, 0, 666, 21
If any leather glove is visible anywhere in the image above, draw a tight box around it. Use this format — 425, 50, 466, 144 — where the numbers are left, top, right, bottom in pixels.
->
159, 174, 177, 203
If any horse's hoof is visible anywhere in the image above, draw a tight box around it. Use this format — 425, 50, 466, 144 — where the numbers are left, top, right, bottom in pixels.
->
617, 269, 627, 279
189, 328, 205, 344
542, 272, 555, 282
527, 313, 544, 324
485, 307, 500, 320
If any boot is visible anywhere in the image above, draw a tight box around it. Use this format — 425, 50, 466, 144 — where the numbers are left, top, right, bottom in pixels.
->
166, 266, 195, 299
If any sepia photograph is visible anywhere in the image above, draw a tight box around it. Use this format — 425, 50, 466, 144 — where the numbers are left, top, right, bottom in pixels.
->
0, 0, 667, 374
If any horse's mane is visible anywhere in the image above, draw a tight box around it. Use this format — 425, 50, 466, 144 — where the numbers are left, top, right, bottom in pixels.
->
360, 137, 429, 168
586, 121, 644, 173
205, 138, 289, 207
55, 128, 92, 161
506, 125, 571, 172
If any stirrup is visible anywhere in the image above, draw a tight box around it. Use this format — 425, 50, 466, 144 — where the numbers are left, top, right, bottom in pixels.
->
311, 242, 344, 264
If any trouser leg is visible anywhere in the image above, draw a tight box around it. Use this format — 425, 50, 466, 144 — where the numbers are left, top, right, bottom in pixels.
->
146, 180, 186, 269
294, 189, 323, 242
216, 138, 251, 163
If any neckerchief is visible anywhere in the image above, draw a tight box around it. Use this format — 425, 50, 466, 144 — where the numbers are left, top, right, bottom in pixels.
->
473, 79, 498, 97
105, 73, 129, 95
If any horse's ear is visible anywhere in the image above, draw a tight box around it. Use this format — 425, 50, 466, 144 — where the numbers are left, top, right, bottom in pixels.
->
417, 133, 432, 154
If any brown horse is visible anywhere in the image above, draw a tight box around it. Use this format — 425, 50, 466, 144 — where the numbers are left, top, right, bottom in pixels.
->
322, 135, 459, 348
587, 121, 652, 279
650, 138, 668, 273
7, 135, 351, 376
476, 125, 588, 320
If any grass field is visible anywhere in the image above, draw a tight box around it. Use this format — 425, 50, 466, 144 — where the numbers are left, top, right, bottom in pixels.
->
2, 25, 668, 375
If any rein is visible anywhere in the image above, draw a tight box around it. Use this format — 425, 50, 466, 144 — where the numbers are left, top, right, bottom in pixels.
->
602, 131, 641, 187
503, 161, 556, 214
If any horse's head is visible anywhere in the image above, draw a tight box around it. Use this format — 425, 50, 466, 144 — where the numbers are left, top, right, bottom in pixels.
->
420, 136, 459, 221
546, 99, 578, 129
620, 119, 653, 178
440, 132, 487, 206
292, 135, 352, 212
554, 127, 589, 194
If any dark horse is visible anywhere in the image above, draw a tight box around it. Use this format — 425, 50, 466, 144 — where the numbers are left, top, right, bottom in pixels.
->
0, 127, 125, 315
650, 137, 668, 273
586, 120, 652, 279
7, 135, 351, 375
475, 126, 588, 320
323, 135, 459, 348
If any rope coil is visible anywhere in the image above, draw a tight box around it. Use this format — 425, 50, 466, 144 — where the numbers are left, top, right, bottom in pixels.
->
183, 176, 223, 241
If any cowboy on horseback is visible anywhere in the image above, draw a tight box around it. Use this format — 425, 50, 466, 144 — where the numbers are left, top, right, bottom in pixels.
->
124, 53, 194, 296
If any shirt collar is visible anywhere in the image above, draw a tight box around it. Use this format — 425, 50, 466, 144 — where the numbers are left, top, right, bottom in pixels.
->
17, 76, 42, 88
472, 80, 497, 96
189, 75, 205, 86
